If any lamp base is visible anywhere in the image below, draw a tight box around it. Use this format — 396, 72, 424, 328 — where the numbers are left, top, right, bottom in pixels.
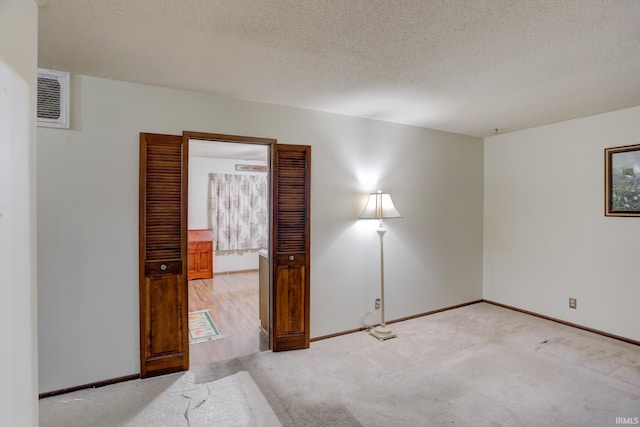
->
369, 324, 397, 341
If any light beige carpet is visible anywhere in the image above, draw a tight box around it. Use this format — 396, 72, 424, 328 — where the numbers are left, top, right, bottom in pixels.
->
194, 303, 640, 426
124, 371, 280, 427
40, 303, 640, 426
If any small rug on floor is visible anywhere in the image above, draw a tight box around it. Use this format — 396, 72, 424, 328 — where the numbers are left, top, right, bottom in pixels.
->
188, 310, 222, 344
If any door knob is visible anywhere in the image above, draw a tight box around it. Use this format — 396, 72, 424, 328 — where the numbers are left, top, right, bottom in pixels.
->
160, 264, 167, 271
289, 255, 294, 261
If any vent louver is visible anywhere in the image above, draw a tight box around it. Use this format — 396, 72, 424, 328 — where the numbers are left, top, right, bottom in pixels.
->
37, 68, 70, 128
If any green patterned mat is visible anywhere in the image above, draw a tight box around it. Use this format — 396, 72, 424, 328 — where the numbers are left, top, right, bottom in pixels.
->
188, 310, 222, 344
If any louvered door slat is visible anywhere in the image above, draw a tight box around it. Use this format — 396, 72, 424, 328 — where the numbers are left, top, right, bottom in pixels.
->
272, 144, 311, 351
144, 140, 183, 268
139, 133, 188, 378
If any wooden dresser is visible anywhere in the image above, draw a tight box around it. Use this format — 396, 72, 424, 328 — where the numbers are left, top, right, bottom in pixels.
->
187, 229, 214, 280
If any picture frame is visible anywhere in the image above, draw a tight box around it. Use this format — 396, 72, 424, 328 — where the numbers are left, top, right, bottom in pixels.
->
605, 143, 640, 217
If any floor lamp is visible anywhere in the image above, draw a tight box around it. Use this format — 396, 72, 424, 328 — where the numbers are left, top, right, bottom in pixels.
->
360, 190, 402, 341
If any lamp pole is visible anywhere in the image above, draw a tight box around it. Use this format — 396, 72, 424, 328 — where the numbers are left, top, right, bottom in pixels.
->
359, 189, 401, 341
370, 220, 396, 340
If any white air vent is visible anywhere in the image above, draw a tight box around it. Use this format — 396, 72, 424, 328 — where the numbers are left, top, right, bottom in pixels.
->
37, 68, 70, 128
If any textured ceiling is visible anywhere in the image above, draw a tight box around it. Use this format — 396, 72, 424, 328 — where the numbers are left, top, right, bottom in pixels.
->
36, 0, 640, 137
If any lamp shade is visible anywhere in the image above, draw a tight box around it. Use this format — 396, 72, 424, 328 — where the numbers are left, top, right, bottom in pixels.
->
359, 190, 402, 219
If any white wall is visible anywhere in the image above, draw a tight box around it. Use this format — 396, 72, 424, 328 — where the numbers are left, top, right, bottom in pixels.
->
0, 0, 38, 424
37, 75, 484, 393
188, 156, 267, 272
484, 106, 640, 341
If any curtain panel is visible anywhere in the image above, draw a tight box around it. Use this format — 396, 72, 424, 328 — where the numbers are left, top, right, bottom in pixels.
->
209, 173, 268, 251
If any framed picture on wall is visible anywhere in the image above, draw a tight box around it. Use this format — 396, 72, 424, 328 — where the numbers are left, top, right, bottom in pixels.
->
605, 143, 640, 217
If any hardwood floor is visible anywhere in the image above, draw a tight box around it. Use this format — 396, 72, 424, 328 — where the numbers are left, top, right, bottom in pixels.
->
188, 270, 267, 367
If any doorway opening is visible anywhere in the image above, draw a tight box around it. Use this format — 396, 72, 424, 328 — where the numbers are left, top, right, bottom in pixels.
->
187, 137, 270, 367
139, 132, 309, 377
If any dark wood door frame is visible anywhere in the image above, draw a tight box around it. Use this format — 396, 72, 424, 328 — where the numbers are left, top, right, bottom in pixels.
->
140, 131, 311, 378
183, 131, 277, 350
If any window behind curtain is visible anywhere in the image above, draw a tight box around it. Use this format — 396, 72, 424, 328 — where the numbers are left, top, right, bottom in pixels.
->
209, 173, 268, 251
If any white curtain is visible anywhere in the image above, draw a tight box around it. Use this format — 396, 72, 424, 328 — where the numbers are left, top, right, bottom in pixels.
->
209, 173, 268, 251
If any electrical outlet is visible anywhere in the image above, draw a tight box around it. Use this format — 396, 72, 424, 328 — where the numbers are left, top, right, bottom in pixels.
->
569, 298, 577, 309
375, 298, 381, 310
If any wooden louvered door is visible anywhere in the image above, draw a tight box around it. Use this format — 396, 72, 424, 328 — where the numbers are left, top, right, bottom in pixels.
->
139, 133, 188, 378
272, 144, 311, 351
